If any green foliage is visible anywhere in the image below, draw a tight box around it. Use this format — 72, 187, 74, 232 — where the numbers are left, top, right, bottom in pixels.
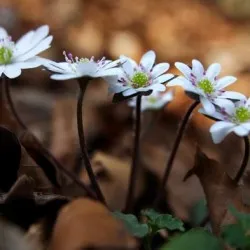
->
221, 206, 250, 249
141, 209, 185, 232
190, 198, 208, 226
161, 229, 223, 250
113, 211, 149, 238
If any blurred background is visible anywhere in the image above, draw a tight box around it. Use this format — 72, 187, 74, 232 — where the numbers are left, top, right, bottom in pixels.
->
1, 0, 250, 220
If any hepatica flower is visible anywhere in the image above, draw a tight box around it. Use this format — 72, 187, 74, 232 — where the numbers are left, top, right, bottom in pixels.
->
43, 51, 121, 80
168, 60, 245, 115
128, 90, 173, 112
0, 25, 52, 78
108, 50, 174, 97
200, 97, 250, 143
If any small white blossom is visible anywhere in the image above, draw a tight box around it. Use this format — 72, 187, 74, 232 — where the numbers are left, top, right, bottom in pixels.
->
107, 50, 174, 97
43, 51, 121, 80
168, 59, 245, 115
199, 96, 250, 143
0, 25, 52, 78
128, 90, 173, 112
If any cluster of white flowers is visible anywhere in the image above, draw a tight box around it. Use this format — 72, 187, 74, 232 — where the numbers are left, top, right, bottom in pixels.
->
1, 24, 249, 144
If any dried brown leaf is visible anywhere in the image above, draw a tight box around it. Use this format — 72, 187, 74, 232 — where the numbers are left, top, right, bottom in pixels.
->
49, 198, 137, 250
185, 147, 250, 234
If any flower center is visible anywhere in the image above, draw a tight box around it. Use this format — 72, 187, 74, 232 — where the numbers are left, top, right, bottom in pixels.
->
198, 79, 214, 94
234, 107, 250, 123
148, 96, 157, 104
131, 72, 149, 88
0, 37, 14, 65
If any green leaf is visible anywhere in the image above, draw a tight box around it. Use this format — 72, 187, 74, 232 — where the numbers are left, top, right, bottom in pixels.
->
222, 223, 250, 248
161, 229, 223, 250
141, 209, 184, 232
141, 208, 161, 222
113, 211, 149, 238
190, 199, 208, 226
228, 205, 250, 231
221, 206, 250, 249
155, 215, 185, 232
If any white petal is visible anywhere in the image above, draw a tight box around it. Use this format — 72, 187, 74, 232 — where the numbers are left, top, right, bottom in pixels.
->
13, 56, 44, 69
14, 31, 35, 57
77, 62, 96, 77
175, 62, 191, 79
162, 91, 174, 103
246, 98, 250, 107
168, 76, 199, 94
4, 64, 22, 79
155, 74, 174, 84
200, 96, 215, 115
122, 88, 137, 96
0, 27, 8, 39
213, 98, 235, 115
43, 61, 72, 73
30, 25, 49, 48
206, 63, 221, 80
103, 59, 120, 69
216, 76, 237, 89
140, 50, 156, 71
233, 126, 249, 137
108, 83, 128, 94
210, 121, 235, 144
151, 63, 170, 78
199, 108, 225, 121
121, 59, 134, 76
97, 68, 122, 77
150, 83, 166, 92
219, 91, 245, 101
192, 59, 204, 79
14, 36, 53, 62
120, 55, 137, 69
242, 123, 250, 130
51, 73, 76, 80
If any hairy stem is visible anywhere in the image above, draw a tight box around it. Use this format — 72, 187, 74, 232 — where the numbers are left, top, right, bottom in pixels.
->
234, 136, 250, 183
125, 94, 142, 212
77, 78, 106, 204
154, 100, 199, 207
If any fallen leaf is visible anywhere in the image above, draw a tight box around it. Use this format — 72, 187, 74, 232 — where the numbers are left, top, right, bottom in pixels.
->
80, 152, 144, 210
185, 147, 250, 235
49, 198, 137, 250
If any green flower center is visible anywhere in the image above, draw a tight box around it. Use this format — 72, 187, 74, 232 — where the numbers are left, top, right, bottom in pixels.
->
234, 107, 250, 123
148, 96, 157, 104
198, 79, 214, 94
131, 72, 149, 88
0, 46, 13, 64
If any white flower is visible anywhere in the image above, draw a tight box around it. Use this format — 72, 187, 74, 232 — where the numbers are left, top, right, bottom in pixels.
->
168, 59, 245, 115
107, 50, 174, 97
128, 90, 173, 112
43, 51, 121, 80
199, 97, 250, 143
0, 25, 53, 78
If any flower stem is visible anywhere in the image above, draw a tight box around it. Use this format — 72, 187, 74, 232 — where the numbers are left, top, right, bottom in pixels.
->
234, 136, 250, 183
3, 77, 26, 130
125, 94, 142, 212
154, 100, 199, 207
143, 235, 152, 250
2, 76, 96, 198
77, 78, 106, 205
